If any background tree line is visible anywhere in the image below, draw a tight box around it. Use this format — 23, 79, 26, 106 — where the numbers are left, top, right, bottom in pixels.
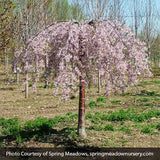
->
0, 0, 160, 76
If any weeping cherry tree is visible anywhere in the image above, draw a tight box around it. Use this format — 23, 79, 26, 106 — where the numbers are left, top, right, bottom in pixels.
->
14, 20, 151, 137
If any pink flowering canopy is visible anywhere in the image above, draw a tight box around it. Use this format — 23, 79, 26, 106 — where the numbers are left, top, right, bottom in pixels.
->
15, 20, 151, 99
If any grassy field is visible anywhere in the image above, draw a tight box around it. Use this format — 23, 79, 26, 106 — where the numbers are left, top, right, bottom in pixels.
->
0, 68, 160, 148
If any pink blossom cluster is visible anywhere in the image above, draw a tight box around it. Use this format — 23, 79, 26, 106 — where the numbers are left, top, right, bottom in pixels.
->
14, 20, 151, 99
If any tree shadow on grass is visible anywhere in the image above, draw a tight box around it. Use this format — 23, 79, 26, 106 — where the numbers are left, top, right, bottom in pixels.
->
0, 127, 99, 151
21, 127, 79, 148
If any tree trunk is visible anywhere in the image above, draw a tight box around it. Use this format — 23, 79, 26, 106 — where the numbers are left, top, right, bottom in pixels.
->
134, 0, 138, 38
45, 55, 49, 88
35, 55, 39, 82
78, 77, 86, 138
25, 63, 28, 99
98, 70, 101, 93
5, 54, 9, 83
33, 55, 39, 93
16, 71, 19, 84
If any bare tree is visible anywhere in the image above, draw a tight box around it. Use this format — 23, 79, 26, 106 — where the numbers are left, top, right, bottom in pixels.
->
108, 0, 125, 22
82, 0, 109, 19
133, 0, 139, 38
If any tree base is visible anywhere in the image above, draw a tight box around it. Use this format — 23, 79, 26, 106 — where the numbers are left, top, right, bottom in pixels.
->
78, 128, 86, 138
